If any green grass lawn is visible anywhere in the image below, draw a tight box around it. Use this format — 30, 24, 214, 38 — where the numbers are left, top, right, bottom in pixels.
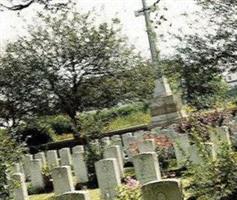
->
29, 189, 101, 200
55, 111, 151, 141
103, 111, 151, 132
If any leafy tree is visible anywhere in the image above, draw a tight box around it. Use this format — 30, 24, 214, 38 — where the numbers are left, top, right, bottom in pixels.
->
161, 55, 228, 109
152, 0, 232, 109
0, 9, 155, 137
0, 48, 55, 130
156, 0, 236, 72
0, 0, 69, 11
171, 0, 237, 76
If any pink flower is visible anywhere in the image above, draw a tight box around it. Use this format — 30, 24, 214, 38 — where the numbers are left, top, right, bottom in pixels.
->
125, 177, 140, 189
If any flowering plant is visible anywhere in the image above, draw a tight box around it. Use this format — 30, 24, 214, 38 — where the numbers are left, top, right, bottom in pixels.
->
116, 177, 141, 200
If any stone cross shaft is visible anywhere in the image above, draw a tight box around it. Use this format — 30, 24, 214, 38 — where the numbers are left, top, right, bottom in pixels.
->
135, 0, 172, 98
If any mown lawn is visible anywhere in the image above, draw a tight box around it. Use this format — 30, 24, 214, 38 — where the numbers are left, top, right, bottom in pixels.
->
29, 189, 101, 200
55, 111, 151, 141
103, 111, 151, 132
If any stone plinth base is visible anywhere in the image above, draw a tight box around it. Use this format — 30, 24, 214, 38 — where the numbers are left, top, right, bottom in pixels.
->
150, 94, 186, 128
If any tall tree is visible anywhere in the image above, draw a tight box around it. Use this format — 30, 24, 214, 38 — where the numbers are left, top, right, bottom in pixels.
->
195, 0, 237, 71
0, 9, 155, 137
151, 0, 233, 109
0, 0, 68, 11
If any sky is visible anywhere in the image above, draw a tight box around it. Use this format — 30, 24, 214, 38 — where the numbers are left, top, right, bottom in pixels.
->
0, 0, 200, 57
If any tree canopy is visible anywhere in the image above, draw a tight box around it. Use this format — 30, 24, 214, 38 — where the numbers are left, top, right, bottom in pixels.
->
0, 9, 155, 136
0, 0, 68, 11
151, 0, 233, 109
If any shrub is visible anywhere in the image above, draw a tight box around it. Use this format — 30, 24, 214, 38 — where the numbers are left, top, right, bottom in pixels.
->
79, 113, 105, 139
116, 177, 141, 200
85, 142, 104, 188
0, 130, 23, 199
17, 122, 54, 146
45, 115, 73, 135
177, 110, 233, 135
28, 165, 53, 195
184, 144, 237, 200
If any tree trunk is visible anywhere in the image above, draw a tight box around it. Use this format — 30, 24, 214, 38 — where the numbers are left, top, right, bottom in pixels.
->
69, 115, 81, 139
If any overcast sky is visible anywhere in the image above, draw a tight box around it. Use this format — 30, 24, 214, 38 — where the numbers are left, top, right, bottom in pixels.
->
0, 0, 200, 57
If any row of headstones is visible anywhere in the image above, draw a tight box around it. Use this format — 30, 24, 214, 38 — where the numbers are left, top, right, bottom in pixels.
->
96, 144, 184, 200
95, 124, 233, 200
12, 168, 90, 200
12, 145, 90, 200
98, 125, 232, 166
18, 145, 88, 187
12, 125, 233, 199
16, 125, 232, 186
12, 144, 183, 200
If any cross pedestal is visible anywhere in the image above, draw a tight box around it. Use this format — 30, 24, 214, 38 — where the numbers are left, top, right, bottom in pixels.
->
136, 0, 186, 127
150, 77, 186, 127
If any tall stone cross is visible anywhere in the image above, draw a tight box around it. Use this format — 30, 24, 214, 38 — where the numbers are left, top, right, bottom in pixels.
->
135, 0, 185, 127
135, 0, 172, 98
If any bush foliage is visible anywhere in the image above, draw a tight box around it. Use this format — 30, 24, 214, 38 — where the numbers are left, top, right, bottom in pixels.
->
185, 145, 237, 200
0, 130, 23, 199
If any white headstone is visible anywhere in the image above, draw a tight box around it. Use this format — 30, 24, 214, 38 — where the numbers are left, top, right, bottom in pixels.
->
59, 148, 72, 166
72, 152, 89, 184
111, 135, 123, 156
12, 163, 21, 173
101, 137, 111, 147
51, 166, 74, 196
104, 145, 124, 177
188, 144, 202, 165
46, 150, 59, 169
138, 139, 156, 153
111, 135, 122, 144
95, 158, 121, 200
210, 126, 232, 152
141, 179, 183, 200
30, 159, 45, 191
133, 152, 161, 185
22, 154, 33, 181
122, 133, 134, 148
133, 130, 145, 142
34, 152, 47, 167
72, 145, 84, 154
12, 173, 29, 200
122, 133, 136, 159
173, 134, 191, 167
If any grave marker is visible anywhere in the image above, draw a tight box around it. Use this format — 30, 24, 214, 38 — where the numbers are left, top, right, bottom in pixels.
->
46, 150, 59, 169
51, 166, 74, 195
72, 152, 89, 184
30, 159, 45, 191
141, 179, 183, 200
35, 152, 47, 167
59, 148, 72, 166
104, 145, 124, 177
133, 152, 161, 185
72, 145, 84, 154
12, 173, 29, 200
95, 158, 121, 200
138, 139, 156, 153
22, 154, 33, 180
